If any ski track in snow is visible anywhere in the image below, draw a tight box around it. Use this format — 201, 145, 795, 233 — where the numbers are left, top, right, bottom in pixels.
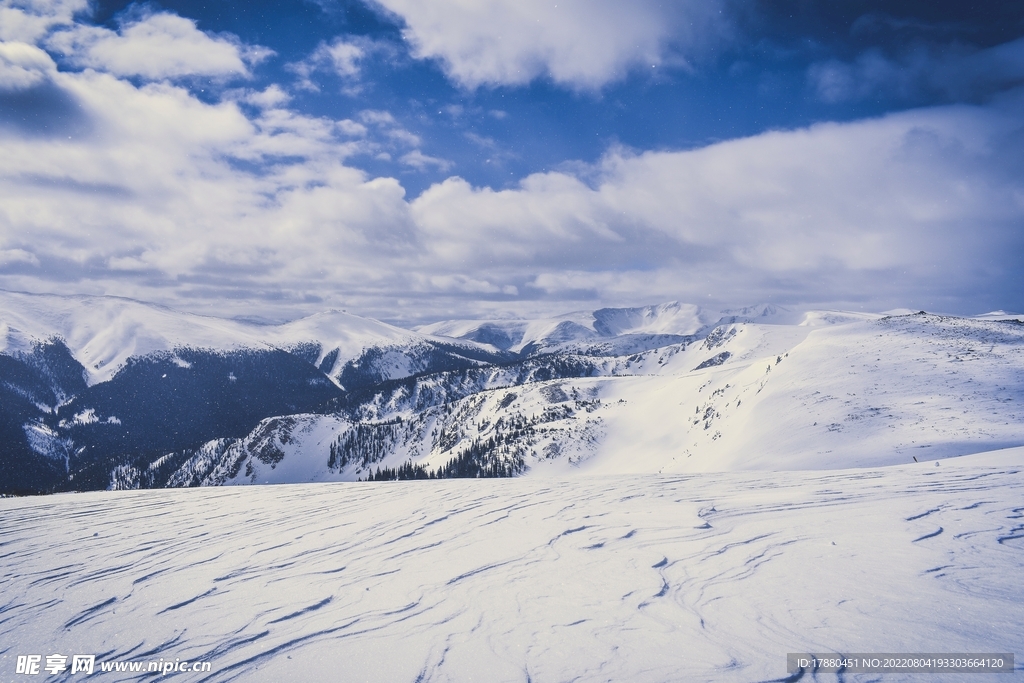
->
1, 452, 1022, 682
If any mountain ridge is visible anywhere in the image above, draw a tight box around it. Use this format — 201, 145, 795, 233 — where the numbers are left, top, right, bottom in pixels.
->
2, 292, 1022, 494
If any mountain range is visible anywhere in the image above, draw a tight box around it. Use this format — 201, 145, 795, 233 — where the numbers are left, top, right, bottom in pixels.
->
1, 289, 1022, 494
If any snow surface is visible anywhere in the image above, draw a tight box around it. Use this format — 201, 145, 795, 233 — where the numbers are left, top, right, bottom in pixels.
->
1, 448, 1021, 682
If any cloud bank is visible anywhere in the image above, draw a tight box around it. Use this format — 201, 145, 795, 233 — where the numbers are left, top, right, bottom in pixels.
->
1, 0, 1022, 323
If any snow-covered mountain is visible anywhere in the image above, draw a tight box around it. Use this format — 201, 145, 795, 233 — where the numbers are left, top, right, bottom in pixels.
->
2, 290, 1023, 494
0, 290, 271, 386
416, 301, 719, 354
141, 310, 1022, 489
0, 290, 500, 387
0, 290, 503, 493
415, 301, 808, 357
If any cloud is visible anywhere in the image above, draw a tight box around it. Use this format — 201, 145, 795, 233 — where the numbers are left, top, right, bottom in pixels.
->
3, 68, 1023, 321
316, 39, 364, 78
808, 37, 1024, 104
1, 3, 1022, 323
400, 149, 450, 172
409, 98, 1024, 312
0, 65, 414, 312
358, 109, 395, 125
0, 248, 39, 266
335, 118, 367, 136
428, 274, 508, 294
0, 0, 87, 43
238, 84, 291, 109
357, 108, 420, 146
47, 11, 270, 80
0, 41, 56, 90
464, 132, 496, 149
372, 0, 727, 89
288, 36, 390, 92
386, 128, 420, 147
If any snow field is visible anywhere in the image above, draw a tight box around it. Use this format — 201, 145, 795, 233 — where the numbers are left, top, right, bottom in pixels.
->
1, 448, 1021, 682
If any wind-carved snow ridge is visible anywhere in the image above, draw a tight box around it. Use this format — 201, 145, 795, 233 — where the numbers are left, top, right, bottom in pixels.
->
0, 450, 1021, 682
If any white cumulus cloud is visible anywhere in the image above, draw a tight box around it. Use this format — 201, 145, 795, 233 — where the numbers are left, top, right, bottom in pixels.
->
315, 39, 364, 78
47, 11, 270, 80
373, 0, 727, 89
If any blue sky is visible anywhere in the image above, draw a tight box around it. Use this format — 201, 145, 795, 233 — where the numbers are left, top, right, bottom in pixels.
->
1, 0, 1022, 324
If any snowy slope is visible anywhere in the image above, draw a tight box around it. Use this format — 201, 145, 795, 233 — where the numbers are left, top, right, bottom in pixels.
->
589, 312, 1024, 473
1, 449, 1021, 682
